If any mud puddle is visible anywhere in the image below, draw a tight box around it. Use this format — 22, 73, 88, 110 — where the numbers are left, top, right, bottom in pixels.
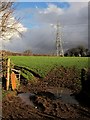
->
47, 87, 79, 104
18, 87, 79, 107
18, 93, 36, 107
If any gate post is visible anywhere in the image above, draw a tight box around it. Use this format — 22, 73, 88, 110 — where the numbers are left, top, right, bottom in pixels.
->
6, 58, 10, 90
81, 68, 87, 91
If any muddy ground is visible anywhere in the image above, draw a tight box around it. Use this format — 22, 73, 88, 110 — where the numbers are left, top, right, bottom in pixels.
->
2, 67, 90, 120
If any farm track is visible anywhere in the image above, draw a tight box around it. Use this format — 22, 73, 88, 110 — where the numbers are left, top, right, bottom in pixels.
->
2, 99, 65, 120
72, 105, 90, 118
14, 65, 42, 78
2, 66, 90, 119
26, 109, 66, 120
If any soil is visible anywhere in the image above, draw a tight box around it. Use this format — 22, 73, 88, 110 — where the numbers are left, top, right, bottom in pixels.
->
2, 67, 90, 120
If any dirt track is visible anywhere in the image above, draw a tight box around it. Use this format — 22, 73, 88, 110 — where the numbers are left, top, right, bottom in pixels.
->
2, 67, 90, 120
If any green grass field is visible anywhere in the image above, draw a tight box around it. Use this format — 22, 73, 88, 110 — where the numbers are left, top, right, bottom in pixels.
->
10, 56, 89, 78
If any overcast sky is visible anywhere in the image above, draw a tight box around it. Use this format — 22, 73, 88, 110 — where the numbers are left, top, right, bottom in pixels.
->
2, 2, 88, 54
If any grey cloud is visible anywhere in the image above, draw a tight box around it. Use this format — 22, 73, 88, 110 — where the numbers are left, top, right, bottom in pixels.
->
4, 2, 88, 54
21, 26, 56, 54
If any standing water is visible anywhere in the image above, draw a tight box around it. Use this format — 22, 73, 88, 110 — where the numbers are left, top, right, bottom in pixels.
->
18, 93, 35, 107
47, 87, 79, 105
18, 87, 79, 106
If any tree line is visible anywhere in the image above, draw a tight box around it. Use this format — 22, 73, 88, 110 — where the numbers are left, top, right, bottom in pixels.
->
64, 46, 90, 57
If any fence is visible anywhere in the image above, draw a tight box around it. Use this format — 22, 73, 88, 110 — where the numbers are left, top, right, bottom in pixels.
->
1, 54, 20, 90
81, 68, 90, 96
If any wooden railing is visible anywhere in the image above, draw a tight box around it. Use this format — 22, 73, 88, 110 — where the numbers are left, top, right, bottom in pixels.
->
1, 53, 20, 90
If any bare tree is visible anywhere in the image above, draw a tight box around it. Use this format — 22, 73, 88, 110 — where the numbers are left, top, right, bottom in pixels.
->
0, 1, 26, 40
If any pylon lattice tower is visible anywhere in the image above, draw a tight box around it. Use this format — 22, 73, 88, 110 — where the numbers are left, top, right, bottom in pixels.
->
56, 23, 64, 56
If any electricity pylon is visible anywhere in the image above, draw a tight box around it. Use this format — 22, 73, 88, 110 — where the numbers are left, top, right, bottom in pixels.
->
56, 22, 64, 56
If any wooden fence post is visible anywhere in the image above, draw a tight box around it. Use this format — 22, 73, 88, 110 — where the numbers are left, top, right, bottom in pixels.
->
81, 68, 87, 91
6, 58, 10, 90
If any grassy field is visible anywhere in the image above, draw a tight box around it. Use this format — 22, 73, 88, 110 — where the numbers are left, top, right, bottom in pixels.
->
10, 56, 89, 79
